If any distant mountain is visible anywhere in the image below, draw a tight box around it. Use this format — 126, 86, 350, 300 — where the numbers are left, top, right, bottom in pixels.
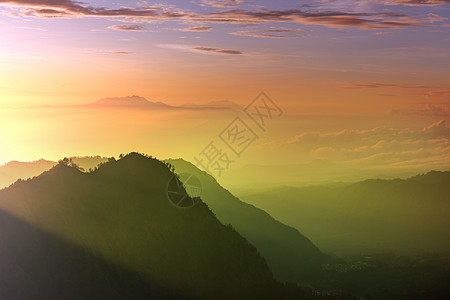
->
219, 160, 422, 191
90, 97, 242, 111
23, 96, 242, 112
0, 156, 108, 189
88, 95, 174, 109
167, 159, 331, 282
241, 171, 450, 255
0, 159, 55, 189
410, 170, 450, 184
0, 153, 304, 299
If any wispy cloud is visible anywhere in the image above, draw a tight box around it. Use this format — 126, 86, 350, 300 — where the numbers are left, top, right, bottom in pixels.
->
16, 26, 45, 31
157, 43, 243, 55
192, 46, 243, 55
376, 0, 450, 6
289, 120, 450, 169
108, 24, 145, 31
0, 0, 444, 30
181, 26, 212, 32
199, 9, 427, 29
93, 50, 133, 55
427, 90, 450, 99
391, 104, 450, 117
231, 28, 310, 38
200, 0, 248, 8
0, 0, 189, 18
343, 82, 432, 89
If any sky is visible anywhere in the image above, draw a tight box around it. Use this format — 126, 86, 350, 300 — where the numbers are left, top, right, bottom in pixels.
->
1, 0, 450, 182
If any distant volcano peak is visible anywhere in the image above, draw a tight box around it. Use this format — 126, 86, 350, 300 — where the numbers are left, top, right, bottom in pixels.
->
90, 96, 172, 109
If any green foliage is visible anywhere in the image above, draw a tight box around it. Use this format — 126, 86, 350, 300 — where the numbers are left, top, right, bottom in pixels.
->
167, 158, 332, 283
241, 173, 450, 255
0, 153, 311, 299
58, 157, 85, 171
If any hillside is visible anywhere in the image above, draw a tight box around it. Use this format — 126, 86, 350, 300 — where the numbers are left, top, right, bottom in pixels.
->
0, 156, 332, 283
0, 156, 108, 189
0, 153, 298, 299
0, 159, 55, 189
241, 171, 450, 255
167, 159, 331, 282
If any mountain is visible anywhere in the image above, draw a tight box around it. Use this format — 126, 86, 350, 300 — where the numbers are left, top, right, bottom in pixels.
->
0, 153, 303, 299
0, 156, 332, 283
219, 161, 417, 191
167, 159, 331, 282
25, 96, 242, 112
0, 159, 55, 189
410, 170, 450, 184
0, 156, 108, 189
88, 95, 174, 109
241, 171, 450, 255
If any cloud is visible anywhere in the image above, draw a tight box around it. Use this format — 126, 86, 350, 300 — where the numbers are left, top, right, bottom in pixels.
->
344, 82, 431, 89
425, 12, 448, 23
196, 8, 429, 29
156, 44, 243, 55
181, 26, 212, 31
191, 46, 243, 55
0, 0, 438, 30
391, 104, 450, 117
200, 0, 248, 8
427, 90, 450, 99
93, 50, 133, 55
377, 0, 450, 6
231, 28, 309, 38
289, 121, 450, 169
0, 0, 189, 18
108, 24, 145, 31
16, 25, 45, 31
425, 119, 450, 134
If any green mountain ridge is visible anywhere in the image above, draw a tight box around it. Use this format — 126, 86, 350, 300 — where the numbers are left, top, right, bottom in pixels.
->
0, 153, 301, 299
0, 155, 333, 283
241, 171, 450, 255
167, 159, 332, 282
0, 156, 108, 189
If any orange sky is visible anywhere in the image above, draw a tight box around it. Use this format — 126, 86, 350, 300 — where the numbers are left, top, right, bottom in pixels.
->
1, 0, 449, 179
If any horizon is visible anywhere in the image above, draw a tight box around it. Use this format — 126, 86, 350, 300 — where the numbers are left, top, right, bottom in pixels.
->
1, 0, 450, 179
1, 1, 450, 296
1, 152, 449, 192
1, 1, 450, 179
1, 92, 449, 183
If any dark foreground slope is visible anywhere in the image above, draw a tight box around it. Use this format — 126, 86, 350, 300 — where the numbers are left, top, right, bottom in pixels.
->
0, 209, 182, 299
0, 153, 305, 299
167, 159, 331, 282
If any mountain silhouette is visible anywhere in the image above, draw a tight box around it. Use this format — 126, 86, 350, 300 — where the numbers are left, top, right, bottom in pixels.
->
22, 96, 241, 112
0, 159, 55, 188
167, 159, 331, 282
242, 171, 450, 255
0, 156, 108, 188
88, 95, 174, 109
0, 156, 332, 283
0, 153, 308, 299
